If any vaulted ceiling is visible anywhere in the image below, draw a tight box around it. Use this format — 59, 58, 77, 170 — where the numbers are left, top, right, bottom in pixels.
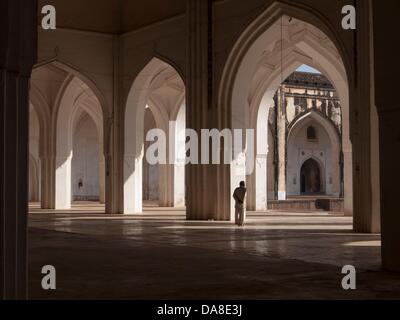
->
38, 0, 187, 34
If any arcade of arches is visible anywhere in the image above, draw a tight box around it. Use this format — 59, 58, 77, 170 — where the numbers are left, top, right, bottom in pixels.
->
2, 0, 400, 299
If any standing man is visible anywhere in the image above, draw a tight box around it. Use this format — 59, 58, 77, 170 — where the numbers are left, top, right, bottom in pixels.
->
233, 181, 247, 227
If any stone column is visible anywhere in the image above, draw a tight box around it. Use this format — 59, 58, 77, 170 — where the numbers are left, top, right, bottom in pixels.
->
186, 0, 231, 220
158, 164, 172, 207
186, 0, 209, 220
158, 165, 185, 208
366, 0, 380, 233
173, 163, 186, 207
123, 155, 143, 213
158, 122, 172, 207
158, 120, 185, 207
39, 155, 56, 209
373, 0, 400, 271
0, 0, 37, 299
276, 86, 287, 200
248, 103, 269, 211
352, 0, 380, 233
105, 147, 120, 213
105, 36, 123, 214
55, 154, 72, 209
99, 155, 106, 204
158, 166, 184, 208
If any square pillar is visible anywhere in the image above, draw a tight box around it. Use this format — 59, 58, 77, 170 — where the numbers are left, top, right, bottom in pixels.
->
186, 0, 231, 220
0, 0, 37, 299
373, 0, 400, 271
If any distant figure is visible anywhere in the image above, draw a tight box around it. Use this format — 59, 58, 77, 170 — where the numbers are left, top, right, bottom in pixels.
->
233, 181, 247, 227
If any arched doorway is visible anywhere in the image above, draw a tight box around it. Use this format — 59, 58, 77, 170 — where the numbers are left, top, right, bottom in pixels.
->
29, 61, 108, 211
287, 110, 340, 198
54, 76, 105, 210
123, 57, 186, 214
300, 158, 322, 194
219, 9, 353, 217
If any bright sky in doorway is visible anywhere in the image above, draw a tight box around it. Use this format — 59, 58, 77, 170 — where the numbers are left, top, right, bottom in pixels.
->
296, 64, 321, 74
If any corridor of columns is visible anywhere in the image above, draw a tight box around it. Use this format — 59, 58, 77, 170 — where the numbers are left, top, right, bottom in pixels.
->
2, 0, 399, 300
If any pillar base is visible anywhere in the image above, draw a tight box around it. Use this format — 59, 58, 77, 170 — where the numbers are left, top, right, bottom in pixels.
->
278, 191, 286, 200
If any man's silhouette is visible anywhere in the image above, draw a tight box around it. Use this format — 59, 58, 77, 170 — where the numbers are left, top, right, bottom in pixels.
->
233, 181, 247, 226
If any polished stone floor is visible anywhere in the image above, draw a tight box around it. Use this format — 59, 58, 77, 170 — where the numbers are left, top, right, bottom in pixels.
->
28, 203, 400, 299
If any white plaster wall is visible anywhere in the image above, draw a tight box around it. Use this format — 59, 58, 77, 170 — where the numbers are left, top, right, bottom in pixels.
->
72, 114, 100, 200
287, 118, 340, 196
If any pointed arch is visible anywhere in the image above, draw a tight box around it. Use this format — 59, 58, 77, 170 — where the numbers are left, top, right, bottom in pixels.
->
34, 58, 110, 119
123, 56, 186, 213
219, 1, 352, 116
288, 110, 340, 147
217, 2, 353, 216
287, 111, 341, 197
54, 75, 105, 209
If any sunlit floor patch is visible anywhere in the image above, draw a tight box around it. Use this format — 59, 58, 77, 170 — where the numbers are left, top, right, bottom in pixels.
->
343, 240, 381, 247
